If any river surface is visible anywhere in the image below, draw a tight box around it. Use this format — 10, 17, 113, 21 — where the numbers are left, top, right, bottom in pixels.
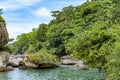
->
0, 67, 104, 80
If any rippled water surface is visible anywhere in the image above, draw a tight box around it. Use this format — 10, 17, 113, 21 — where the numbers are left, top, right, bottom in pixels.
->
0, 67, 104, 80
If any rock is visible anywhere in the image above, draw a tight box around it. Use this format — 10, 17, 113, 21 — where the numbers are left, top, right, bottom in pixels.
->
61, 59, 78, 65
7, 66, 14, 70
26, 53, 59, 69
0, 66, 14, 72
7, 55, 24, 67
61, 55, 88, 70
19, 55, 39, 69
20, 54, 58, 69
61, 55, 79, 65
76, 63, 88, 70
75, 60, 88, 70
7, 54, 57, 69
0, 51, 13, 72
7, 55, 38, 69
61, 55, 78, 65
0, 16, 9, 47
77, 60, 84, 64
0, 51, 9, 67
19, 61, 39, 69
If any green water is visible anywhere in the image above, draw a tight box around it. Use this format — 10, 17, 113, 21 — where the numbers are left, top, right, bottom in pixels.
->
0, 67, 104, 80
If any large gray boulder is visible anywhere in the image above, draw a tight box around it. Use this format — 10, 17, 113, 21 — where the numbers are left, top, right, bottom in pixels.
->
61, 55, 88, 70
7, 55, 39, 69
0, 51, 13, 72
7, 55, 24, 67
0, 51, 9, 67
19, 56, 39, 69
61, 55, 77, 65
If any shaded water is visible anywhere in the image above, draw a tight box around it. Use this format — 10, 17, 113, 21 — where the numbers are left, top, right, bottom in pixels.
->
0, 67, 104, 80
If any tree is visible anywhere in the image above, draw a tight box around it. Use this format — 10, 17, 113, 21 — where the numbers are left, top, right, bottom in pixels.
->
36, 23, 48, 42
9, 38, 14, 42
111, 0, 120, 23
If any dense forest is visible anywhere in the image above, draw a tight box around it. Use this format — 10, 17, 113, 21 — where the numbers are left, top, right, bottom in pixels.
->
7, 0, 120, 79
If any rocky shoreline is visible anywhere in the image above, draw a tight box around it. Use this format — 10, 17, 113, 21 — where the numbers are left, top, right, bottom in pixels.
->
0, 52, 88, 72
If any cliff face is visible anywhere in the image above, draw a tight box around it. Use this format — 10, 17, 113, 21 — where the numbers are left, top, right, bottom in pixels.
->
0, 16, 9, 47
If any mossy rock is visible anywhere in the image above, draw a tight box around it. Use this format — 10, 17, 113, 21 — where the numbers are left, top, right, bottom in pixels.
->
27, 50, 59, 68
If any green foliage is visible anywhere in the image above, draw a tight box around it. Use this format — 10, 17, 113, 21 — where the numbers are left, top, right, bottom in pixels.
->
9, 38, 14, 42
0, 9, 6, 26
106, 42, 120, 80
104, 25, 120, 80
12, 34, 29, 54
0, 16, 6, 26
0, 46, 12, 53
36, 23, 48, 42
27, 49, 58, 66
12, 0, 120, 79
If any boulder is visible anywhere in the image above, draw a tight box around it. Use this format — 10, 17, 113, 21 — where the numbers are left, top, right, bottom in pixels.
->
19, 56, 39, 69
7, 55, 24, 67
26, 52, 59, 69
61, 55, 79, 65
61, 55, 88, 70
0, 51, 9, 67
0, 66, 14, 72
76, 60, 88, 70
20, 54, 58, 69
7, 54, 57, 69
0, 51, 14, 72
61, 59, 78, 65
76, 61, 88, 70
61, 55, 78, 65
7, 54, 38, 69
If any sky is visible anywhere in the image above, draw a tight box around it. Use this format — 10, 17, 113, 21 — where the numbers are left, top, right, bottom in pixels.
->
0, 0, 86, 39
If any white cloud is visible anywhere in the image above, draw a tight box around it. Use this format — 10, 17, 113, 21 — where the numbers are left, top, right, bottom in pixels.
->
33, 7, 52, 18
6, 22, 39, 39
0, 0, 41, 10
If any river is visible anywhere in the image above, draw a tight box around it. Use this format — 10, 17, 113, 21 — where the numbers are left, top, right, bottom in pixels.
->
0, 67, 104, 80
